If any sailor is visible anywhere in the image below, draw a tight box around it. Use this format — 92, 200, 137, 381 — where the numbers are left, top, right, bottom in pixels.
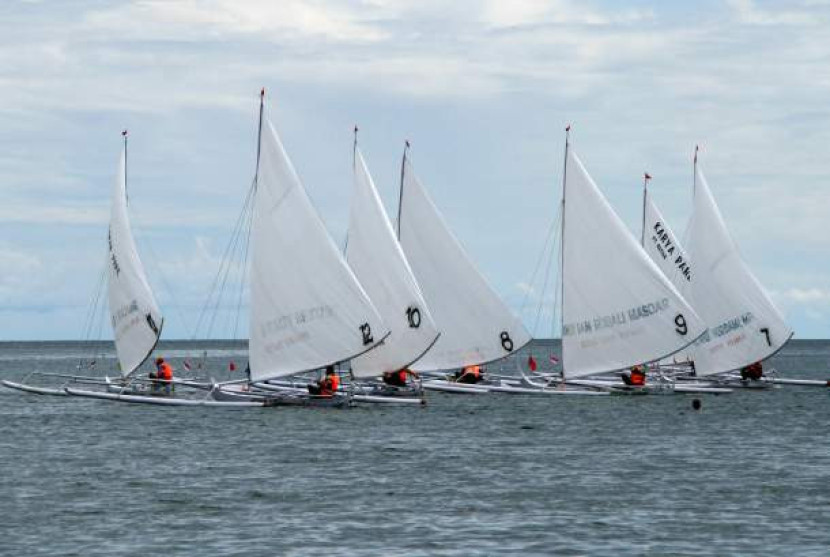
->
621, 365, 646, 386
455, 365, 483, 384
740, 361, 763, 381
308, 365, 339, 397
153, 357, 174, 394
383, 368, 411, 387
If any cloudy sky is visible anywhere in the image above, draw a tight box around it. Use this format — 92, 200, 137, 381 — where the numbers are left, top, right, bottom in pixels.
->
2, 0, 829, 340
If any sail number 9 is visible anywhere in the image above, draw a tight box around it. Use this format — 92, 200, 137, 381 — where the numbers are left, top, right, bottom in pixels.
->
406, 306, 421, 329
500, 331, 514, 352
674, 314, 688, 336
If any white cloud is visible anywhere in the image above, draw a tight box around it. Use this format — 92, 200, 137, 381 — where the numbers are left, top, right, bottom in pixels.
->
83, 0, 390, 43
779, 287, 830, 304
0, 246, 41, 302
482, 0, 653, 28
726, 0, 827, 25
2, 0, 830, 337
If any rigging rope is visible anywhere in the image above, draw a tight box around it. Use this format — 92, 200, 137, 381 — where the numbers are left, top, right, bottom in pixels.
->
193, 180, 255, 340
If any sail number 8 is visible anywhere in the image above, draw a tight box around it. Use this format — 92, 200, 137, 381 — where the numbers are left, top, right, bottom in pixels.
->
500, 331, 514, 352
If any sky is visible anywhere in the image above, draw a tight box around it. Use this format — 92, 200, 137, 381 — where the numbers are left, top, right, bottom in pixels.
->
2, 0, 830, 340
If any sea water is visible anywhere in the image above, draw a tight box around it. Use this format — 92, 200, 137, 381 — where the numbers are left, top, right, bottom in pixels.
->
1, 339, 829, 556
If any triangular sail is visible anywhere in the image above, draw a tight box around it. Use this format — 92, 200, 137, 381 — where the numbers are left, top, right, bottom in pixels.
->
642, 192, 692, 293
398, 154, 531, 372
107, 142, 163, 377
682, 164, 793, 376
561, 149, 705, 379
345, 147, 440, 378
248, 113, 389, 382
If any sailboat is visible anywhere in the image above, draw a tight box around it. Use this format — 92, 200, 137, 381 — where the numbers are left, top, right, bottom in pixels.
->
530, 129, 731, 395
342, 132, 440, 397
392, 145, 576, 395
210, 91, 392, 405
641, 148, 794, 386
2, 132, 244, 403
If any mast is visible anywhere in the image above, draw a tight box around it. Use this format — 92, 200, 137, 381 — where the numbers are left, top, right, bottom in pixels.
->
343, 125, 359, 254
693, 144, 699, 196
560, 125, 570, 379
353, 125, 359, 168
122, 130, 128, 202
396, 140, 410, 240
254, 88, 265, 183
640, 172, 651, 246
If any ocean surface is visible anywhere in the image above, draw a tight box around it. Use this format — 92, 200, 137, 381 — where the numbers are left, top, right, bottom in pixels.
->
1, 339, 829, 556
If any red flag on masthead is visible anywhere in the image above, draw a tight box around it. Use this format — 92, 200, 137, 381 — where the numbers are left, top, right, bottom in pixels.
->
644, 172, 652, 181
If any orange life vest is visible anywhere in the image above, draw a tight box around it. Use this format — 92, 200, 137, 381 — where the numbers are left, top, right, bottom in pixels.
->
629, 368, 646, 386
320, 374, 339, 397
159, 363, 173, 381
398, 370, 408, 384
465, 365, 481, 378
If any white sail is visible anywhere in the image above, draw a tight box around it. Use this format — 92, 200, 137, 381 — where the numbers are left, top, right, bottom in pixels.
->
398, 154, 531, 371
561, 150, 705, 379
642, 192, 692, 294
248, 115, 388, 382
107, 143, 163, 377
683, 164, 793, 376
345, 147, 440, 378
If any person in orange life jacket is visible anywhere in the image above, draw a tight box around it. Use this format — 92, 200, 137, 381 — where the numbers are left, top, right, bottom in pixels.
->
621, 364, 646, 386
383, 368, 415, 387
308, 365, 339, 397
740, 361, 763, 381
455, 365, 483, 384
150, 357, 174, 394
